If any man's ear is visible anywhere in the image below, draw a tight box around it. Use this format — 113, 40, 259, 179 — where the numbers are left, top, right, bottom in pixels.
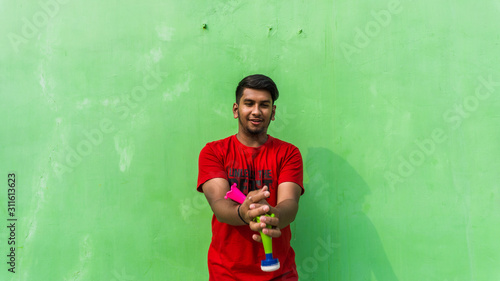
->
271, 105, 276, 121
233, 103, 239, 119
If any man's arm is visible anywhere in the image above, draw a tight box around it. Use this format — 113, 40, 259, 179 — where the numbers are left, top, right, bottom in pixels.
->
274, 181, 302, 228
202, 178, 246, 225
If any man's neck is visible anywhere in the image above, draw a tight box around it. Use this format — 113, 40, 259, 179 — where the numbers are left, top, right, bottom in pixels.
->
236, 132, 268, 148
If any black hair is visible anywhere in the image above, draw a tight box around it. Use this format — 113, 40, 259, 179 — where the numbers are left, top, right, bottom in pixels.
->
235, 74, 279, 104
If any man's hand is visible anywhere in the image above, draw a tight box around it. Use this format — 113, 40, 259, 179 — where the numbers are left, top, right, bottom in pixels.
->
239, 186, 282, 242
203, 179, 300, 242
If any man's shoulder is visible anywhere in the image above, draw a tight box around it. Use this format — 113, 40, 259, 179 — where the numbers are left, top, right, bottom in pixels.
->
205, 135, 234, 146
269, 135, 299, 150
201, 135, 235, 154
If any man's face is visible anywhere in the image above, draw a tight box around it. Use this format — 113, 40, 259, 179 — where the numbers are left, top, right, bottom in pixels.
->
233, 88, 276, 136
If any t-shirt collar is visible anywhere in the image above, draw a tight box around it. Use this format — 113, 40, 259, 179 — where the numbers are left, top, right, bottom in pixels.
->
233, 134, 273, 149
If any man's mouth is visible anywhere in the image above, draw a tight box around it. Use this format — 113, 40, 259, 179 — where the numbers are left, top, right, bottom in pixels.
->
249, 119, 263, 125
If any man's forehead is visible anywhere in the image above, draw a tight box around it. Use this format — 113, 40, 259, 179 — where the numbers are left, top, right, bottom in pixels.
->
241, 88, 272, 102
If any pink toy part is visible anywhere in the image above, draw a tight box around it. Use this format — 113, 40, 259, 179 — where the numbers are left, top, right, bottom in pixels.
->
224, 183, 246, 204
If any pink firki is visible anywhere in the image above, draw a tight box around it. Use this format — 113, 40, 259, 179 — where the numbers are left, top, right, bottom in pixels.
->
224, 183, 246, 204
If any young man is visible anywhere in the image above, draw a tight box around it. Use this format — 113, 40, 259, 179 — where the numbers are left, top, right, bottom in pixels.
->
197, 74, 304, 280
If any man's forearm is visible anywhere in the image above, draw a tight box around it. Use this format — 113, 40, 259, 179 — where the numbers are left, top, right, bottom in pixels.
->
274, 199, 299, 229
210, 198, 249, 226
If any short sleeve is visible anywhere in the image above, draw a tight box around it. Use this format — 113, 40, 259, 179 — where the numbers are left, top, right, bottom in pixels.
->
197, 144, 227, 192
278, 146, 304, 195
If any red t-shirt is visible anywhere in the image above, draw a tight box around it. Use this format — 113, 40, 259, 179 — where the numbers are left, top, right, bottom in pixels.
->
197, 134, 304, 281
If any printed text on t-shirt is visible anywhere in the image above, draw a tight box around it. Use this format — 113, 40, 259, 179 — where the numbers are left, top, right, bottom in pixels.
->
227, 169, 273, 195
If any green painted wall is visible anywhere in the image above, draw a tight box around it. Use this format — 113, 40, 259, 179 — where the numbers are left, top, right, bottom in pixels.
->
1, 0, 499, 280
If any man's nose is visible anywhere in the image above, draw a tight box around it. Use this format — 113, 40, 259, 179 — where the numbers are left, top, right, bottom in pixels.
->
251, 105, 261, 115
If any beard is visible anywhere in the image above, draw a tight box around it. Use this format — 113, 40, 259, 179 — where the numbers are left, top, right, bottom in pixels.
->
238, 115, 271, 135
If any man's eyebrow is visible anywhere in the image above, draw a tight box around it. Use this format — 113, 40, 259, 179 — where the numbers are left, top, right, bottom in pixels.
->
243, 98, 271, 103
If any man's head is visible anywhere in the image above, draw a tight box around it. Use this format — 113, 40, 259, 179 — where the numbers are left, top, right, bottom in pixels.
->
233, 74, 278, 137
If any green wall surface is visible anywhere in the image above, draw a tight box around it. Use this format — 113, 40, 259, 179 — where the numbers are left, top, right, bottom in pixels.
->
1, 0, 500, 280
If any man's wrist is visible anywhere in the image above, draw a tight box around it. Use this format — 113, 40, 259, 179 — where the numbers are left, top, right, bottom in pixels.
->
237, 204, 249, 225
